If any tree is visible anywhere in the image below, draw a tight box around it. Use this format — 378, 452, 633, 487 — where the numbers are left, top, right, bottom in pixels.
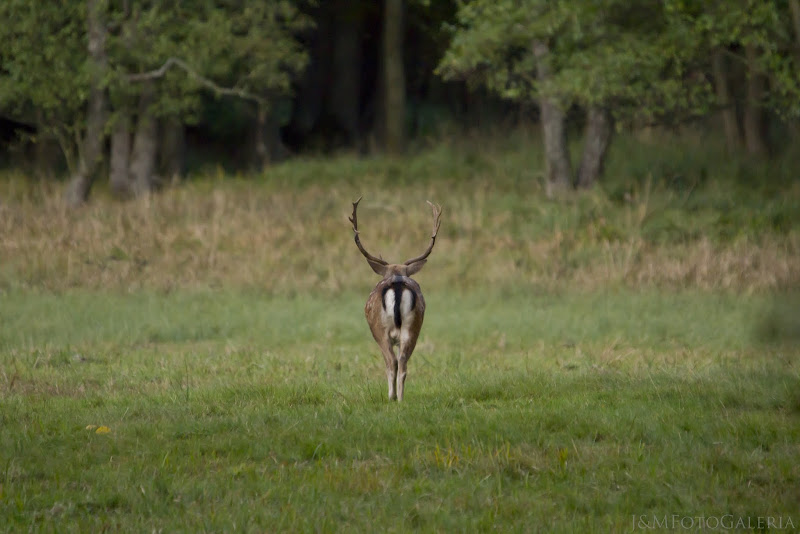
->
65, 0, 109, 206
1, 1, 311, 203
437, 1, 571, 194
743, 43, 768, 156
711, 49, 741, 153
105, 1, 311, 196
664, 0, 800, 154
437, 1, 673, 192
0, 2, 93, 178
532, 40, 571, 195
576, 107, 612, 189
382, 0, 406, 154
436, 1, 775, 191
283, 0, 372, 153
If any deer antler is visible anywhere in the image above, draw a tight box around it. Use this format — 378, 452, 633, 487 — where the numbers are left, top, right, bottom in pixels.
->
404, 201, 442, 265
349, 196, 388, 266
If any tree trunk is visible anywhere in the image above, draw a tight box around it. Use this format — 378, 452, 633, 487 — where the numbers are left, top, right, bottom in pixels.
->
254, 106, 271, 169
382, 0, 405, 154
34, 110, 61, 179
743, 44, 767, 157
65, 0, 107, 207
789, 0, 800, 60
129, 81, 159, 195
159, 116, 185, 183
109, 111, 133, 197
711, 49, 741, 153
532, 40, 571, 197
787, 0, 800, 139
576, 107, 612, 189
330, 0, 364, 148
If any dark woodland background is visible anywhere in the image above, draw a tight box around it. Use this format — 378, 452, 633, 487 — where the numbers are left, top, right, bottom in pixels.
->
1, 0, 799, 205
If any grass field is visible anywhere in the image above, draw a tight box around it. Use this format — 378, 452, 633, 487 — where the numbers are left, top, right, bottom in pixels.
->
1, 131, 799, 531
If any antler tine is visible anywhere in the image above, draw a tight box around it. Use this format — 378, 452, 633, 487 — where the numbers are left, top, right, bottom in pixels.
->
404, 200, 443, 265
348, 196, 362, 231
427, 200, 443, 238
350, 196, 388, 265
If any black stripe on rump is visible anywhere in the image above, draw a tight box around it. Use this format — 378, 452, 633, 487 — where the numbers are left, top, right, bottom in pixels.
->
391, 281, 404, 328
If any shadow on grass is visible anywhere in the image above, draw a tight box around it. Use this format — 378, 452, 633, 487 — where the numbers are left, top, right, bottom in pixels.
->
754, 294, 800, 347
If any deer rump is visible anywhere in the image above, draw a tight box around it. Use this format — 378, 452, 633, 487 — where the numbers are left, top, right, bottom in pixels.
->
367, 277, 425, 347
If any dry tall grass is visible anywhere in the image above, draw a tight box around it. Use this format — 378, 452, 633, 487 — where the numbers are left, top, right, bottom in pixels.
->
1, 172, 797, 294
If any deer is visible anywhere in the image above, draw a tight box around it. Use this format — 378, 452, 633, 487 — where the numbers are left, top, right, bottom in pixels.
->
349, 197, 442, 401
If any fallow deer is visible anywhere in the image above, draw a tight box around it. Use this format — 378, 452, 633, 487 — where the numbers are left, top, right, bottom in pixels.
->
349, 197, 442, 401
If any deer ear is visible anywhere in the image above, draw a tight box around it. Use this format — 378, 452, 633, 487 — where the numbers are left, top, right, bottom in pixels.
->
405, 259, 427, 275
367, 258, 389, 276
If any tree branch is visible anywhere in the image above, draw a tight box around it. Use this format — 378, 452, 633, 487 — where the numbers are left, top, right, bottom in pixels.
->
127, 57, 266, 106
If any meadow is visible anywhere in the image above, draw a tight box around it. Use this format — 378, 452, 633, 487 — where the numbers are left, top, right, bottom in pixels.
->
1, 130, 799, 531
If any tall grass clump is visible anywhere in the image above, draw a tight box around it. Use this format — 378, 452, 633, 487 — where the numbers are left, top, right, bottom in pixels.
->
1, 129, 797, 294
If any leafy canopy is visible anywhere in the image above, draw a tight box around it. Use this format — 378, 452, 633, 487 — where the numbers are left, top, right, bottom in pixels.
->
437, 0, 800, 121
0, 1, 312, 146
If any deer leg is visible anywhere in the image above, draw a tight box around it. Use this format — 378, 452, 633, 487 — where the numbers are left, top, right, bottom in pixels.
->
397, 327, 420, 402
378, 339, 398, 400
396, 353, 408, 402
396, 341, 413, 402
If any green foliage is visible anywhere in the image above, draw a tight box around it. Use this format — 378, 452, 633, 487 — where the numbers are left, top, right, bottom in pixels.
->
437, 0, 549, 100
0, 2, 89, 157
666, 0, 800, 117
438, 0, 800, 120
0, 1, 311, 163
438, 0, 709, 118
107, 1, 312, 119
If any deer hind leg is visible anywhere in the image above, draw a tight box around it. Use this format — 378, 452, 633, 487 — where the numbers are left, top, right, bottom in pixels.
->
378, 339, 398, 400
396, 353, 408, 402
396, 333, 416, 402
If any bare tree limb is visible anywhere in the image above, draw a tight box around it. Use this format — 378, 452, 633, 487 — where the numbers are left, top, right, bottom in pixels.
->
127, 57, 266, 106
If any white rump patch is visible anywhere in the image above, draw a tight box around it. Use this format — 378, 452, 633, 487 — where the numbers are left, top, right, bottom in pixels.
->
382, 288, 399, 341
400, 289, 414, 321
382, 287, 416, 345
383, 287, 396, 315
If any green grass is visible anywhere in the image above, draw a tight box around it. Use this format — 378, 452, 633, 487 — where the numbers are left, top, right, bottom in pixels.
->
1, 290, 798, 532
